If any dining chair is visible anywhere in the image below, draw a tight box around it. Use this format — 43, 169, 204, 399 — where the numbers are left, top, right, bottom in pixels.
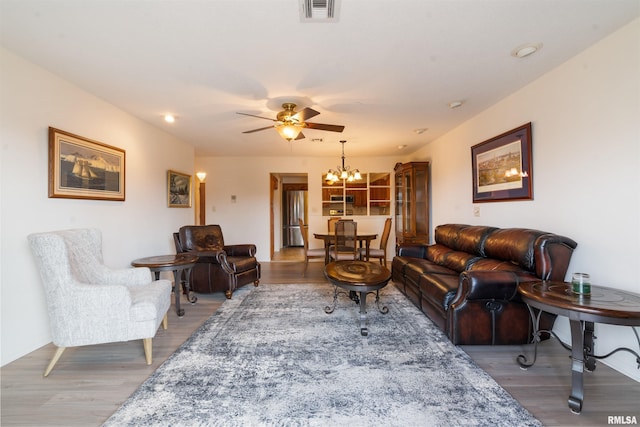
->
327, 217, 342, 233
360, 217, 392, 265
329, 220, 359, 261
299, 218, 325, 276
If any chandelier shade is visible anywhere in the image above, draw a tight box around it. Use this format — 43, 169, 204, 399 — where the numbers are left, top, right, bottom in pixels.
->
325, 140, 361, 184
275, 122, 305, 141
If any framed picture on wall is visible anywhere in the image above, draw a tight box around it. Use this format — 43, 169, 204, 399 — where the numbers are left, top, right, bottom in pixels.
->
167, 170, 192, 208
48, 127, 125, 201
471, 122, 533, 203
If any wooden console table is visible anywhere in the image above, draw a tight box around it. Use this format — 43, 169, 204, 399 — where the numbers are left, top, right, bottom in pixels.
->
517, 281, 640, 414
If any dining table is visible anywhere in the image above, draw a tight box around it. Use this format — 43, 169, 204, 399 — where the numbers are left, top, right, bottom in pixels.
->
313, 232, 378, 263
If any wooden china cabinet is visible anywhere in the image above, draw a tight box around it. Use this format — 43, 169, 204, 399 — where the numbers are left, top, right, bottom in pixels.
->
394, 162, 430, 246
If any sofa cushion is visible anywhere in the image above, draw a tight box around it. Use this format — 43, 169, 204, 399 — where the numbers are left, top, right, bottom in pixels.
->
441, 251, 480, 273
455, 226, 497, 256
404, 259, 455, 285
418, 273, 459, 311
483, 228, 544, 271
434, 224, 497, 256
467, 258, 527, 273
426, 244, 454, 264
434, 224, 468, 248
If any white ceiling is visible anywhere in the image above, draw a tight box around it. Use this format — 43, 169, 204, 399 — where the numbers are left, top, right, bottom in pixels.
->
1, 0, 638, 158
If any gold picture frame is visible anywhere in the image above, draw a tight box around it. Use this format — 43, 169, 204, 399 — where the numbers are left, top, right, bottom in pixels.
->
167, 170, 192, 208
48, 127, 125, 201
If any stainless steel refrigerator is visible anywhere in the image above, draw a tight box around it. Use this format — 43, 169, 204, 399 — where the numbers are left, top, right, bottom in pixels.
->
282, 190, 307, 247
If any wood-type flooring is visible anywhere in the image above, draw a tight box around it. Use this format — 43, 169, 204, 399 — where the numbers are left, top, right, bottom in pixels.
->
2, 254, 638, 426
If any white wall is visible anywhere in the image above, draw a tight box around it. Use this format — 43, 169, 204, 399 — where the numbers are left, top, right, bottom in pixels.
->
411, 19, 640, 381
0, 48, 195, 365
2, 17, 638, 383
194, 156, 400, 257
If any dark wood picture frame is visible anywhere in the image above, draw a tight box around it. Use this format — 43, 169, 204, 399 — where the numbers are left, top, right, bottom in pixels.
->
167, 170, 192, 208
48, 127, 125, 201
471, 122, 533, 203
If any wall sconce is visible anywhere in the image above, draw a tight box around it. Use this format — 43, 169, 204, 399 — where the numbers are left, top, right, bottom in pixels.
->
196, 172, 206, 225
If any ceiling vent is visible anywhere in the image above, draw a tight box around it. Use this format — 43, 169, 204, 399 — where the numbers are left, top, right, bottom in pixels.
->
300, 0, 340, 22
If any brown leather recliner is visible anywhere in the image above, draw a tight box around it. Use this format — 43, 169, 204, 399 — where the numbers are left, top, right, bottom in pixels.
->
173, 225, 260, 299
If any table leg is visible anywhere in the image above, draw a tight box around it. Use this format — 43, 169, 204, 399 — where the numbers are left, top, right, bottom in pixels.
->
374, 290, 389, 314
172, 270, 184, 317
324, 240, 330, 264
324, 286, 339, 314
517, 304, 543, 369
568, 318, 585, 414
359, 291, 368, 336
183, 267, 197, 304
584, 321, 596, 372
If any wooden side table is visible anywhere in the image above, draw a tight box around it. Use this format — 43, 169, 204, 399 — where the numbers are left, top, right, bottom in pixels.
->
131, 254, 198, 317
517, 281, 640, 413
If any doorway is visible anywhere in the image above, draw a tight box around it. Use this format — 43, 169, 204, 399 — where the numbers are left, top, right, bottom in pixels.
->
270, 173, 308, 261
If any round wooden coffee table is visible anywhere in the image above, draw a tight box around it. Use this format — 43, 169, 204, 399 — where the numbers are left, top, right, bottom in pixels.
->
131, 254, 198, 317
324, 260, 391, 336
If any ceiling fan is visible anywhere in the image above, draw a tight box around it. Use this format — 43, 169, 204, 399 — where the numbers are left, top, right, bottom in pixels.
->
237, 103, 345, 141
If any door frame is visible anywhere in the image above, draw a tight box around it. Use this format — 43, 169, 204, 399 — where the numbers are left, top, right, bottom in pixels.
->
269, 173, 309, 260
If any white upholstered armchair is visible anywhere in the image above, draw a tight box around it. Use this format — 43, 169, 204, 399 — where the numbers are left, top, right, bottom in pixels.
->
28, 228, 172, 376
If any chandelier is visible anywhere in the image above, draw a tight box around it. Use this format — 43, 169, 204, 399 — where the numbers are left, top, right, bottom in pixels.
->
325, 140, 361, 183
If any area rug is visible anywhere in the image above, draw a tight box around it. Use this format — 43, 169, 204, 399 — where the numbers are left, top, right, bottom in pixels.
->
103, 283, 541, 427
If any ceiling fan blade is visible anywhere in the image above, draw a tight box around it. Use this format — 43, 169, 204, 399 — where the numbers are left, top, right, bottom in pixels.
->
292, 107, 320, 122
304, 122, 345, 132
242, 125, 275, 134
295, 132, 305, 140
236, 112, 276, 121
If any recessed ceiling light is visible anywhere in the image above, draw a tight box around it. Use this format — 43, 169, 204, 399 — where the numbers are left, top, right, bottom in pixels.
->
164, 114, 176, 123
398, 144, 408, 150
413, 128, 428, 135
511, 43, 542, 58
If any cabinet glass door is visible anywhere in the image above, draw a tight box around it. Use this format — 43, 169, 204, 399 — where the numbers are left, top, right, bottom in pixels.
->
403, 170, 413, 235
415, 167, 427, 237
395, 171, 402, 238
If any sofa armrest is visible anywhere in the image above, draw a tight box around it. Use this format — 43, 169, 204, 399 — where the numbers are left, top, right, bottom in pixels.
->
454, 270, 536, 303
223, 244, 257, 257
396, 244, 427, 259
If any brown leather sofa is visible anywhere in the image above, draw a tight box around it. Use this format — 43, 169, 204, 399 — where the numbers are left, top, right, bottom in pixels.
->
392, 224, 577, 345
174, 225, 260, 298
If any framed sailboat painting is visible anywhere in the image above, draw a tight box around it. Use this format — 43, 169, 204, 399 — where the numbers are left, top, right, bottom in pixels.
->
48, 127, 125, 201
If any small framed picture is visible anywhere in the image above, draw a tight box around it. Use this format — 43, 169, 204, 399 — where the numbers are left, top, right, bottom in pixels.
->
48, 127, 125, 201
471, 123, 533, 203
167, 170, 192, 208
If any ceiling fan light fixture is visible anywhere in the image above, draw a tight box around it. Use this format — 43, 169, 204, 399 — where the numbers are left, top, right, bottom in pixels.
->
238, 102, 343, 141
275, 122, 304, 141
